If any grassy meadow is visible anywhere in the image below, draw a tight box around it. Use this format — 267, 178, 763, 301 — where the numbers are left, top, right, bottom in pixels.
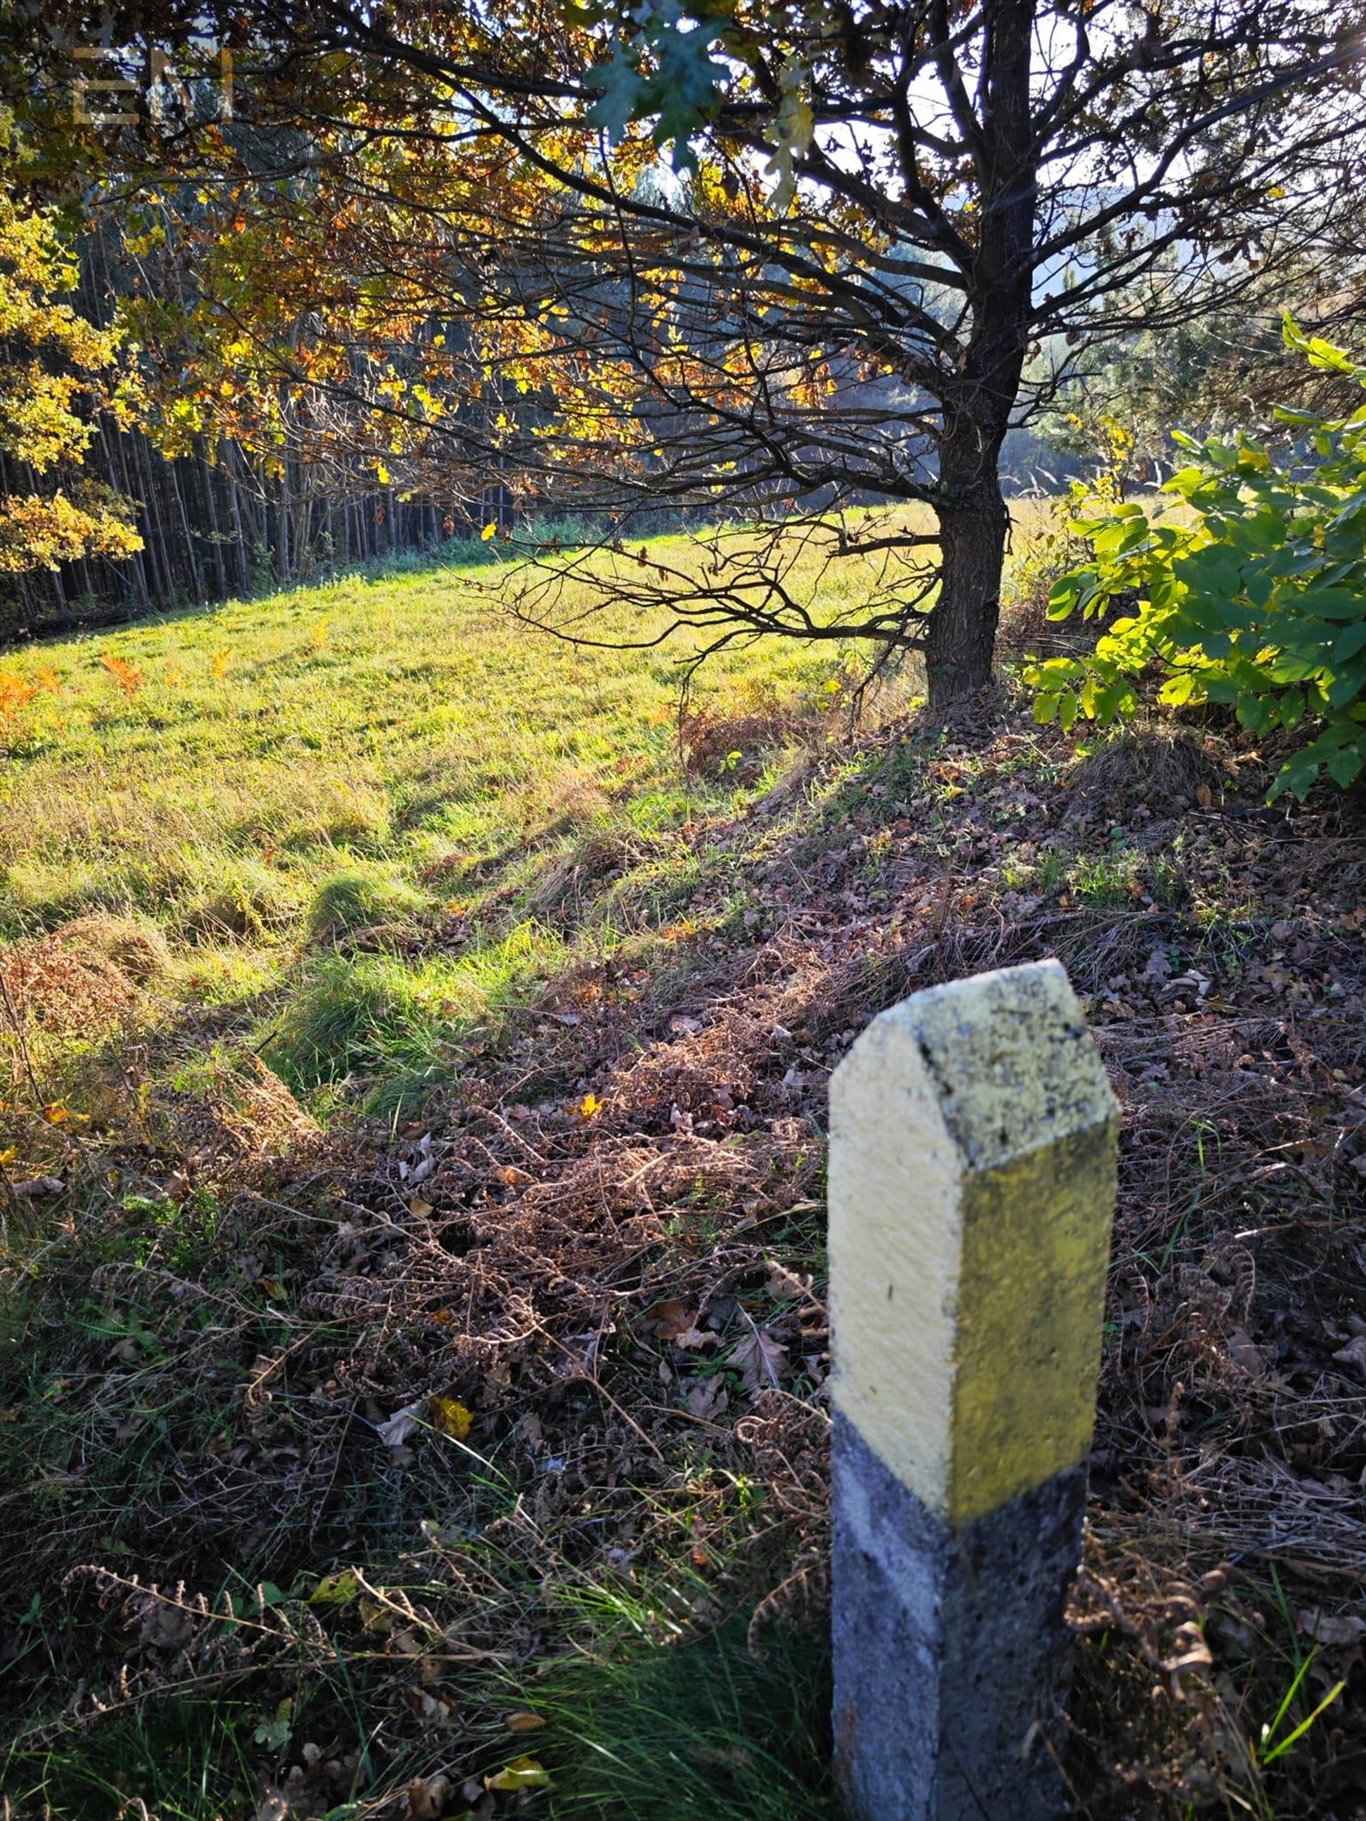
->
0, 534, 880, 1125
2, 511, 1361, 1821
0, 498, 1081, 1122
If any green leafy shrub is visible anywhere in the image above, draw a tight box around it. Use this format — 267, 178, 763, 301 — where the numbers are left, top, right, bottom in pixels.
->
998, 496, 1098, 661
1030, 320, 1366, 799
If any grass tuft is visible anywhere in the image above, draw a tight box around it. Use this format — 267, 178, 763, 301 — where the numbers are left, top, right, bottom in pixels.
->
305, 863, 428, 943
263, 951, 475, 1096
526, 1620, 835, 1821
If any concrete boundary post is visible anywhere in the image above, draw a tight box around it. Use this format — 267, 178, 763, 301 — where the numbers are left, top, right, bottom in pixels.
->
829, 959, 1118, 1821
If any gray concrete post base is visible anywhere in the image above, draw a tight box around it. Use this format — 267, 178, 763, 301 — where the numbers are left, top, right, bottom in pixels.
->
832, 1414, 1085, 1821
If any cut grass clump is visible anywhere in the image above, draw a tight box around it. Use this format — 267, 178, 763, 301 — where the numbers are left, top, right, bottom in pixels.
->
523, 826, 650, 928
56, 911, 171, 983
305, 864, 428, 944
680, 705, 823, 785
262, 920, 566, 1109
157, 1046, 320, 1160
164, 943, 275, 1006
1067, 727, 1229, 813
0, 915, 160, 1094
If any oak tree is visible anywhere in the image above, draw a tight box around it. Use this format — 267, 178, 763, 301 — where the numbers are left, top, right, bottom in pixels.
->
0, 122, 141, 577
16, 1, 1366, 698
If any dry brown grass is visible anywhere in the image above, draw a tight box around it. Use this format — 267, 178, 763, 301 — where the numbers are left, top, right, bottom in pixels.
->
0, 914, 170, 1113
1067, 727, 1231, 812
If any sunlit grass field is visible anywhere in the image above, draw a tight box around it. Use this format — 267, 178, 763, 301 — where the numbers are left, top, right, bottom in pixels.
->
0, 498, 1087, 1124
0, 530, 913, 1120
0, 546, 823, 927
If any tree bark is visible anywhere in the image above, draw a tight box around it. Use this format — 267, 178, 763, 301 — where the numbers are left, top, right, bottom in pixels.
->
927, 486, 1009, 706
921, 0, 1037, 707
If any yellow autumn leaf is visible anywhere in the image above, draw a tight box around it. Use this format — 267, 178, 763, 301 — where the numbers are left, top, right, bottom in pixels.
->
0, 1147, 17, 1165
481, 521, 497, 540
358, 1595, 394, 1634
429, 1394, 473, 1439
40, 1102, 89, 1125
505, 1711, 547, 1733
575, 1092, 602, 1121
308, 1569, 361, 1607
485, 1756, 551, 1792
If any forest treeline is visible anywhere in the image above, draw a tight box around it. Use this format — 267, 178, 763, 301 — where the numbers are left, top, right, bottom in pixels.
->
0, 217, 502, 641
1, 404, 458, 641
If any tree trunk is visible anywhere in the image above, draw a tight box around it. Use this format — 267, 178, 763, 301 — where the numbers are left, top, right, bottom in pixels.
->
925, 385, 1017, 704
927, 484, 1009, 706
921, 0, 1037, 708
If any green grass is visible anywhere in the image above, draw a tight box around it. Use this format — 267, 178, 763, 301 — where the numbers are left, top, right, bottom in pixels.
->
0, 536, 876, 1118
526, 1618, 834, 1821
0, 546, 830, 936
304, 864, 429, 943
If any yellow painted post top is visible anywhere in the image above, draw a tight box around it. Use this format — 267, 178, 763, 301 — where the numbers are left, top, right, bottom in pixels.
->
829, 959, 1119, 1525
